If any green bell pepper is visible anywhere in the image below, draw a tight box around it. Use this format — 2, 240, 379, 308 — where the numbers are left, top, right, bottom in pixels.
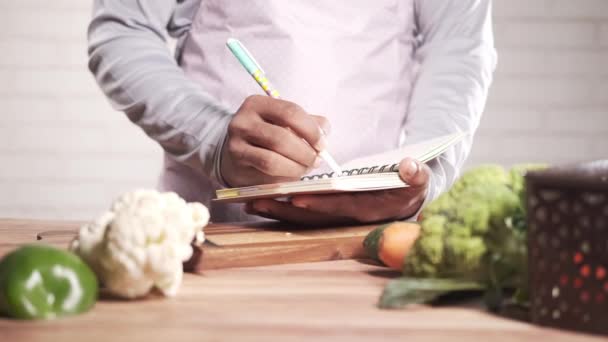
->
0, 244, 98, 320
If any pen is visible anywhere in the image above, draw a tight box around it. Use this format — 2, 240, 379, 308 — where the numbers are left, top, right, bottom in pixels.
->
226, 38, 343, 177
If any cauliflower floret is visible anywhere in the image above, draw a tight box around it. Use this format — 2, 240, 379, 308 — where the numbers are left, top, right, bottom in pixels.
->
69, 190, 209, 299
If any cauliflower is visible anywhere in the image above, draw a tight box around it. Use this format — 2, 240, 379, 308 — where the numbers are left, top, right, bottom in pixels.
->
69, 190, 210, 299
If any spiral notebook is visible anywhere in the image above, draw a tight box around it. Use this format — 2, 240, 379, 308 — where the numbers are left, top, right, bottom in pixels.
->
215, 132, 465, 203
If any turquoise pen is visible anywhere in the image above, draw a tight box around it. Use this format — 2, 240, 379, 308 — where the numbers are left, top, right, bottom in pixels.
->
226, 38, 343, 176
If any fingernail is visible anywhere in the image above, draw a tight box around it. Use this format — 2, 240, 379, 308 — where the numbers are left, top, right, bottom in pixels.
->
313, 156, 322, 168
405, 160, 419, 178
253, 203, 268, 214
292, 200, 308, 209
319, 122, 331, 136
315, 136, 328, 151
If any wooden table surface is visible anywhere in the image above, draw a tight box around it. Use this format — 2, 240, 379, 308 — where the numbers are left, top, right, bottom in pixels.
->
0, 219, 603, 342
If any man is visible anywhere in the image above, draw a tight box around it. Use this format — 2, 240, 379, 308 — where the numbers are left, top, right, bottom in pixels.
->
88, 0, 496, 224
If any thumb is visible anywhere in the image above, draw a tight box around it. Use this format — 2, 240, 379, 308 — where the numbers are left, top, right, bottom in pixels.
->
398, 158, 430, 188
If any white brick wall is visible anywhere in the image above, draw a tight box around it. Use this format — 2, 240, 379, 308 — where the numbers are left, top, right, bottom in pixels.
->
0, 1, 607, 220
601, 24, 608, 46
0, 2, 162, 220
468, 0, 608, 168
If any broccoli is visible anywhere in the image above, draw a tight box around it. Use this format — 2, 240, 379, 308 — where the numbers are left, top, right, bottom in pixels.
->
379, 164, 546, 310
406, 166, 521, 278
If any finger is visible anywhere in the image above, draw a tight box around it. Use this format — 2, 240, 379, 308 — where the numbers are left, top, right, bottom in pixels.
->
226, 138, 308, 178
387, 158, 430, 206
249, 199, 356, 226
398, 158, 431, 188
241, 120, 319, 168
292, 187, 428, 223
310, 115, 331, 136
251, 97, 326, 151
231, 166, 299, 187
291, 192, 393, 223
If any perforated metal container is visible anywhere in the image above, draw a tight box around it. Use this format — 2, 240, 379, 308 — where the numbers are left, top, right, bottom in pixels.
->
526, 160, 608, 335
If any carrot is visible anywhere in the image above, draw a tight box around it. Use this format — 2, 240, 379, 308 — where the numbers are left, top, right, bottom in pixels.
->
363, 222, 421, 271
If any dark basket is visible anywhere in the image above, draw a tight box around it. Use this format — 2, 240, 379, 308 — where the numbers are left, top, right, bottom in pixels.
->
525, 160, 608, 336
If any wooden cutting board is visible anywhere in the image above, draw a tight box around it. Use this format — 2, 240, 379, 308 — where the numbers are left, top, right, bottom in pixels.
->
36, 221, 378, 272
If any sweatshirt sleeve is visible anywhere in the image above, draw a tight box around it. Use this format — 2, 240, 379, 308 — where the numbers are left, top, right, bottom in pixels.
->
88, 0, 232, 186
407, 0, 497, 205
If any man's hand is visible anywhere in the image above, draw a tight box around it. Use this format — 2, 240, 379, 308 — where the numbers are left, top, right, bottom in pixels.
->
245, 158, 431, 225
221, 95, 330, 187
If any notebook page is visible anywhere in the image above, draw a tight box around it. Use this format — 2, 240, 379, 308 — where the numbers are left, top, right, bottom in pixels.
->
339, 132, 464, 171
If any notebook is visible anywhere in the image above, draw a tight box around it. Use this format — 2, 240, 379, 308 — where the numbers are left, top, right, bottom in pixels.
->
215, 132, 465, 203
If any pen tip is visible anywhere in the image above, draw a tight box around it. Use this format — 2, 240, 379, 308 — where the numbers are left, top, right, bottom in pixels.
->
319, 150, 343, 177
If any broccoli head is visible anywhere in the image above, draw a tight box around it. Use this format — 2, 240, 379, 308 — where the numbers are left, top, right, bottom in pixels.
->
380, 163, 547, 310
403, 164, 544, 289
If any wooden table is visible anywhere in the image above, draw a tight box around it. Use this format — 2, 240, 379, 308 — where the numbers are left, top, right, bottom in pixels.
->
0, 219, 603, 342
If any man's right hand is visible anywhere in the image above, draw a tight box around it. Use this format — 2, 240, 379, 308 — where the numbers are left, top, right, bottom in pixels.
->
220, 95, 330, 187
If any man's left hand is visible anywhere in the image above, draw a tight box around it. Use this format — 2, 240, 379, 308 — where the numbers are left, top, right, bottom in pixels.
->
245, 157, 431, 225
